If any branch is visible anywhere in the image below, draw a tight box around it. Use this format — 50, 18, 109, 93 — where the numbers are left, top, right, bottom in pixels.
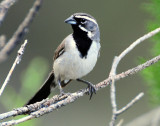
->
110, 77, 117, 126
0, 0, 17, 25
0, 40, 28, 96
110, 27, 160, 75
116, 119, 124, 126
109, 27, 160, 126
1, 53, 160, 125
0, 0, 43, 63
116, 92, 144, 115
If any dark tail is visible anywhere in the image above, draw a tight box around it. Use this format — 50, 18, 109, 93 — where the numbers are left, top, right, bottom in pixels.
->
25, 72, 56, 106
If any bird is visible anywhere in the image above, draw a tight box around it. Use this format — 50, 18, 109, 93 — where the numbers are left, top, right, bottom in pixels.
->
25, 13, 101, 105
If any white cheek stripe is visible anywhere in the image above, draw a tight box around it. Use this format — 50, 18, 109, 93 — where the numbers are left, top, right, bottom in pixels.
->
87, 31, 93, 38
75, 15, 97, 25
79, 25, 93, 38
79, 25, 88, 32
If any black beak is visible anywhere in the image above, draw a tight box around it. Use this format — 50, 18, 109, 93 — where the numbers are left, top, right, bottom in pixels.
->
64, 16, 77, 25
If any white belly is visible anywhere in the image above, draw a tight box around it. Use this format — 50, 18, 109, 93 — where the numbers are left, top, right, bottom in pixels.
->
53, 37, 100, 81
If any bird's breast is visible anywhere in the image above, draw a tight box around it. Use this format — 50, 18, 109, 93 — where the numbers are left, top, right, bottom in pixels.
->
53, 35, 100, 81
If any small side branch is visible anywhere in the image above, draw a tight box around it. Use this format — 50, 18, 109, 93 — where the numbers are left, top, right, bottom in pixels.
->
110, 27, 160, 74
116, 92, 144, 115
0, 40, 28, 96
0, 0, 43, 63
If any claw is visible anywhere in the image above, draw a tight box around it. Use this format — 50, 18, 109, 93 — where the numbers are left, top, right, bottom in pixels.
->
77, 79, 97, 100
87, 84, 96, 100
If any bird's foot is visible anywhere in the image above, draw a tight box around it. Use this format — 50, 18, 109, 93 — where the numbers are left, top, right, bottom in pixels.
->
86, 83, 96, 100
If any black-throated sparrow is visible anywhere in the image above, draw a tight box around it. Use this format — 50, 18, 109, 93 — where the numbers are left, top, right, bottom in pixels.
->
26, 13, 100, 105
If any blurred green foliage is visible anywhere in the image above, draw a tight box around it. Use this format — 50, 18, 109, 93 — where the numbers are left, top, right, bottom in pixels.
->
141, 0, 160, 104
1, 57, 49, 126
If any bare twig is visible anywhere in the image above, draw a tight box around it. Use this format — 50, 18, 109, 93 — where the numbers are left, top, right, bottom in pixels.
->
0, 0, 43, 63
116, 119, 124, 126
109, 27, 160, 126
0, 98, 49, 120
0, 0, 17, 25
116, 92, 144, 115
110, 27, 160, 75
0, 40, 27, 96
110, 77, 117, 126
1, 115, 32, 126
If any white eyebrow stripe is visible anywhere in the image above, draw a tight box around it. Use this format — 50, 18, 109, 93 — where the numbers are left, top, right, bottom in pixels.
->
75, 15, 97, 25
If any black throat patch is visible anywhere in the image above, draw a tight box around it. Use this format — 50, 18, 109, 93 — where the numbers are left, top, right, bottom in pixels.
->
72, 25, 92, 58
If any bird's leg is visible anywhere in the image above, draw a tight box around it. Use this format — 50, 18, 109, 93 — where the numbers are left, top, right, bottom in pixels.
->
77, 78, 96, 99
57, 79, 64, 95
57, 79, 71, 96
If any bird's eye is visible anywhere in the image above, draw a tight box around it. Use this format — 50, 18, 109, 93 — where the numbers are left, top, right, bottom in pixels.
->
81, 18, 86, 24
